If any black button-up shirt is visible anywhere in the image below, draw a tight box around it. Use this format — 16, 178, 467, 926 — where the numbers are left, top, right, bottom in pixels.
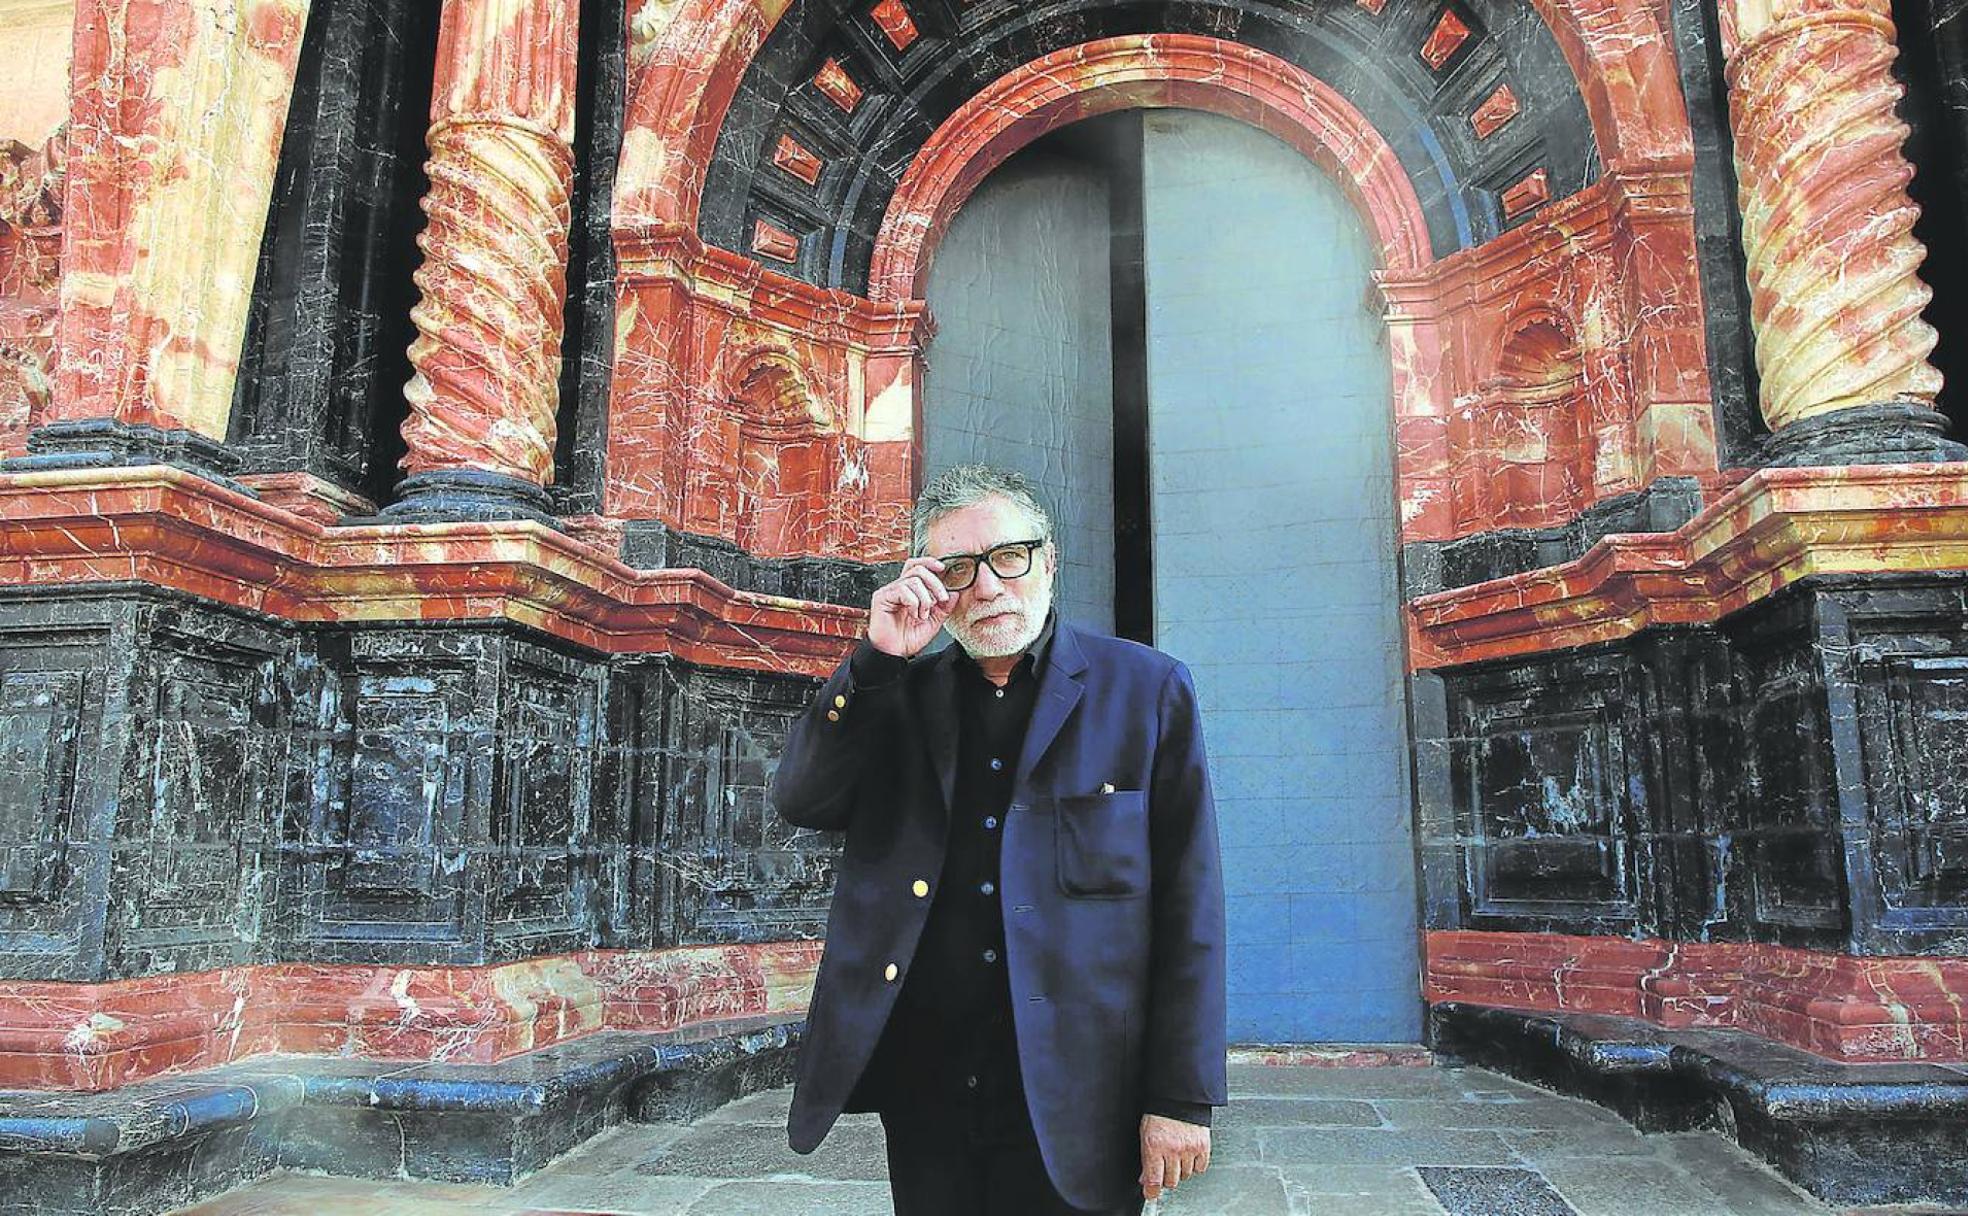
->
850, 613, 1208, 1129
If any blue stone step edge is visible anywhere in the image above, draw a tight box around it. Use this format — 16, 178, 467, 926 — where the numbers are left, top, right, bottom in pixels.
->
1430, 1000, 1968, 1209
0, 1013, 803, 1216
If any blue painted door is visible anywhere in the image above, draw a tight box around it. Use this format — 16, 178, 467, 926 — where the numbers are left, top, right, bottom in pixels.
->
1144, 111, 1419, 1043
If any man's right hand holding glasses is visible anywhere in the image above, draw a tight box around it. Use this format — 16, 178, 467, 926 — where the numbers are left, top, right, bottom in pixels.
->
869, 556, 956, 658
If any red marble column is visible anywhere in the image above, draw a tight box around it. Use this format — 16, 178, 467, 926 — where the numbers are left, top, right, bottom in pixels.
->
9, 0, 309, 483
1722, 0, 1965, 464
388, 0, 580, 522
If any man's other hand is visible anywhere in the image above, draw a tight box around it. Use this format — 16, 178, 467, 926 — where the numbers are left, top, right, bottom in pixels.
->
1139, 1113, 1211, 1200
869, 556, 955, 657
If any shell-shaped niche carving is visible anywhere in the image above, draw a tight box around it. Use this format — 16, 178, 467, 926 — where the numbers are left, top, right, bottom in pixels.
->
731, 350, 834, 433
1490, 318, 1583, 406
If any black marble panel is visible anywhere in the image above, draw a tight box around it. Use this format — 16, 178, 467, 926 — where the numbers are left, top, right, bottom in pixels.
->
551, 0, 629, 515
274, 628, 609, 965
1721, 590, 1852, 948
700, 0, 1601, 292
1659, 0, 1764, 467
1443, 650, 1651, 935
0, 593, 284, 983
0, 586, 841, 980
626, 659, 837, 948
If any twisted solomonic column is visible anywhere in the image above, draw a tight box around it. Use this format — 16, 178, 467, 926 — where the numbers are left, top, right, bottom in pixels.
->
387, 0, 581, 522
1724, 0, 1966, 465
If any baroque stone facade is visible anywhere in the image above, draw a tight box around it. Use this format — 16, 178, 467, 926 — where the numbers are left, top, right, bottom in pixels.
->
0, 0, 1966, 1211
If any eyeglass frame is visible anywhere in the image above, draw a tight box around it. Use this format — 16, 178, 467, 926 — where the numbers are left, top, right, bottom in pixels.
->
930, 537, 1049, 591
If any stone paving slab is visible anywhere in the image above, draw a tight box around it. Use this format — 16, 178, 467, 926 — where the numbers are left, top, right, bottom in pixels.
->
169, 1065, 1856, 1216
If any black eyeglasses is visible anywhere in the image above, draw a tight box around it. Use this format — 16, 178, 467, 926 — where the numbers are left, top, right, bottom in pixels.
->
933, 538, 1047, 591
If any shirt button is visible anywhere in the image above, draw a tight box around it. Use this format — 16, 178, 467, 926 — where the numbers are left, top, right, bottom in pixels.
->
989, 758, 1003, 771
912, 879, 929, 898
982, 949, 998, 963
966, 1075, 979, 1088
995, 689, 1005, 698
834, 694, 847, 708
983, 816, 998, 830
826, 709, 840, 722
980, 881, 995, 895
884, 963, 898, 982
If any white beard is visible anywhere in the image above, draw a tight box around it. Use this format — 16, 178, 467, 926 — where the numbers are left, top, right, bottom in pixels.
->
949, 599, 1048, 659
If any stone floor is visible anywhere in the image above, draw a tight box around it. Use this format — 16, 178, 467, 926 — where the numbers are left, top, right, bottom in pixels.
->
173, 1063, 1875, 1215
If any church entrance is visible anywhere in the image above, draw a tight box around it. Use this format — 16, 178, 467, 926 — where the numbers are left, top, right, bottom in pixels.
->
922, 108, 1421, 1043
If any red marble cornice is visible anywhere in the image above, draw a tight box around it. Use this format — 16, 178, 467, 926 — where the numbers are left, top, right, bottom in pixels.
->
1408, 464, 1968, 670
0, 466, 864, 675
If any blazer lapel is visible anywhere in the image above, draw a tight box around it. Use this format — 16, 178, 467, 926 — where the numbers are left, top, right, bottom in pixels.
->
1015, 622, 1089, 789
918, 645, 961, 812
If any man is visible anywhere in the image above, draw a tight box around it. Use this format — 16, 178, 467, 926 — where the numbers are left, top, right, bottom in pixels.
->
772, 464, 1227, 1215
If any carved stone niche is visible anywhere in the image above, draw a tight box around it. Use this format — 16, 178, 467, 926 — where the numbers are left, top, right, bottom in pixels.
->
1453, 317, 1589, 532
276, 626, 607, 966
0, 591, 283, 983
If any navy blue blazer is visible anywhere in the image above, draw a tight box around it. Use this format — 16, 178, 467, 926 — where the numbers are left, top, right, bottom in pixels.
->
771, 620, 1228, 1211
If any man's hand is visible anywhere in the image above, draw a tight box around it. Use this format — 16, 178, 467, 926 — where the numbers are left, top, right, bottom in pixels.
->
1139, 1113, 1210, 1201
868, 556, 955, 658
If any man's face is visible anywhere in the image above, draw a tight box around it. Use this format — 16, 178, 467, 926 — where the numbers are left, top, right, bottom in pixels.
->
925, 495, 1057, 659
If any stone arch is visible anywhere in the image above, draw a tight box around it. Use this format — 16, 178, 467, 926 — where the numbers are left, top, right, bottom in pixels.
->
866, 35, 1430, 303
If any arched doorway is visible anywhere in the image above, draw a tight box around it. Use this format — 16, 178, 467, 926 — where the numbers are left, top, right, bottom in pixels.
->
923, 108, 1420, 1043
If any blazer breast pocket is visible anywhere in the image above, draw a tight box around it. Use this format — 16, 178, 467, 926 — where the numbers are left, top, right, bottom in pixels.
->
1055, 790, 1149, 898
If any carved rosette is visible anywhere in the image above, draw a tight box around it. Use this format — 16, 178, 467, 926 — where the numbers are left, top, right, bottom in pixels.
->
1725, 1, 1942, 432
398, 0, 580, 489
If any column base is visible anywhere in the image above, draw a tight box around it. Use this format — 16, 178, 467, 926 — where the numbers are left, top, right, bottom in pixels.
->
2, 419, 255, 494
1761, 401, 1968, 467
376, 468, 562, 527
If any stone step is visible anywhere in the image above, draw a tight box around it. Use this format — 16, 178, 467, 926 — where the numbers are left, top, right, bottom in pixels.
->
0, 1014, 803, 1216
1431, 1001, 1968, 1208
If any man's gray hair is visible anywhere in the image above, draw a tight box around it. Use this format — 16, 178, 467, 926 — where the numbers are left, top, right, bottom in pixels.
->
911, 464, 1054, 556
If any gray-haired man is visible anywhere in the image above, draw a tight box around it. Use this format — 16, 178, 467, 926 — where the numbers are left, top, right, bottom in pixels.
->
774, 465, 1227, 1214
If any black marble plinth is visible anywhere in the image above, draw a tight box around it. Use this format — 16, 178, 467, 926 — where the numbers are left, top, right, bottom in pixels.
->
1417, 573, 1968, 954
1430, 1002, 1968, 1208
3, 420, 255, 496
0, 1016, 801, 1216
1760, 401, 1968, 467
375, 468, 564, 527
0, 588, 833, 982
